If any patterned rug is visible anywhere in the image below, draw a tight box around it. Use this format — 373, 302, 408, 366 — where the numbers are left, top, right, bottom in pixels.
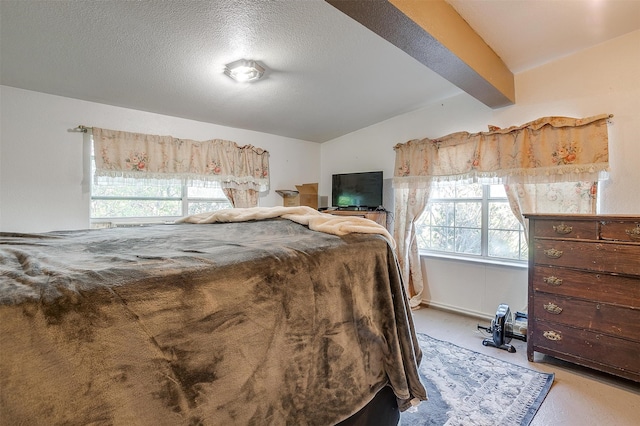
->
401, 333, 554, 426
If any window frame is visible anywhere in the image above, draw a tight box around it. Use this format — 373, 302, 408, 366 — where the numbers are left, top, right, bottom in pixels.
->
89, 139, 231, 226
90, 183, 232, 226
416, 182, 527, 266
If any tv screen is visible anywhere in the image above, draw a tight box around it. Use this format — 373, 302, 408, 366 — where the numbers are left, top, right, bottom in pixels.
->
331, 171, 383, 209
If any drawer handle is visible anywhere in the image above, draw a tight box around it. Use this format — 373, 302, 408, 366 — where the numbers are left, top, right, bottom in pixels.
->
543, 276, 563, 286
544, 248, 563, 259
543, 302, 563, 314
625, 224, 640, 241
553, 224, 573, 235
543, 330, 562, 341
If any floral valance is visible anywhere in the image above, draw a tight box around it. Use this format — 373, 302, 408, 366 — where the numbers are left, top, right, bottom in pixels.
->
92, 127, 269, 192
393, 114, 611, 188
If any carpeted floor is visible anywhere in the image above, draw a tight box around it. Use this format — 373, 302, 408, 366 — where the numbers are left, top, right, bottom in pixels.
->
401, 333, 554, 426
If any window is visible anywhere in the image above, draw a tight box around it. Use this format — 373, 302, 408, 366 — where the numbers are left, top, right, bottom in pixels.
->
90, 149, 231, 225
415, 181, 527, 262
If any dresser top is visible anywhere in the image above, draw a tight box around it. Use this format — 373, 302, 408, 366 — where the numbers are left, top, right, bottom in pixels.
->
524, 214, 640, 220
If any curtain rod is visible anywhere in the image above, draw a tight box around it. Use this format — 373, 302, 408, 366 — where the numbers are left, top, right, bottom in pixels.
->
73, 125, 92, 133
74, 114, 614, 135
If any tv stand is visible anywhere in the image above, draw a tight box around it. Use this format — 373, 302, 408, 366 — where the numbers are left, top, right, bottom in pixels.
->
337, 206, 372, 211
325, 209, 388, 230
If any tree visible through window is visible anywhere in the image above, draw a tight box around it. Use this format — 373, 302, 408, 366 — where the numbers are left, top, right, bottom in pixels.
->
90, 153, 231, 224
415, 182, 527, 261
91, 179, 231, 221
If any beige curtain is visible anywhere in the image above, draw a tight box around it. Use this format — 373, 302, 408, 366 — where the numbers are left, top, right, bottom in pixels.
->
505, 181, 598, 238
393, 187, 431, 308
92, 127, 269, 207
393, 114, 610, 305
222, 188, 259, 208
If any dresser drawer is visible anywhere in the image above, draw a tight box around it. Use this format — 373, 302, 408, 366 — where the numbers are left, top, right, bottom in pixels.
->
532, 219, 598, 239
533, 240, 640, 275
531, 320, 640, 377
532, 266, 640, 307
600, 219, 640, 242
533, 293, 640, 338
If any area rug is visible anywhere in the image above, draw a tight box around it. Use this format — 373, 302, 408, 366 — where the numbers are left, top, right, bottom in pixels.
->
401, 333, 554, 426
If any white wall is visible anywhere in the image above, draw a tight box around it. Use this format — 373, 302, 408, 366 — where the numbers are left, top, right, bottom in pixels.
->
0, 86, 320, 233
421, 258, 527, 319
2, 31, 638, 317
318, 92, 493, 199
495, 30, 640, 214
320, 30, 640, 318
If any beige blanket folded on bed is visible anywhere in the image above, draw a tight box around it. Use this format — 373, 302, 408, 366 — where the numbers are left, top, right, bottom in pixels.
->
178, 206, 396, 248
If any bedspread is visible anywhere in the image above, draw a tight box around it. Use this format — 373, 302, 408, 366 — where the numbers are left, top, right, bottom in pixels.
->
0, 219, 425, 425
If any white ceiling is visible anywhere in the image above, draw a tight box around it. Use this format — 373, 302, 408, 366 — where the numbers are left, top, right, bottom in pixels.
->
447, 0, 640, 73
1, 0, 639, 143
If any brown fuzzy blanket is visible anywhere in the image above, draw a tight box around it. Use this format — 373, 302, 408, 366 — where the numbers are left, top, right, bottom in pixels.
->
0, 219, 425, 425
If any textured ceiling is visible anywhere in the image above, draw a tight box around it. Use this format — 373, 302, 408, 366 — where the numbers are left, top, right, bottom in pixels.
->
1, 0, 639, 143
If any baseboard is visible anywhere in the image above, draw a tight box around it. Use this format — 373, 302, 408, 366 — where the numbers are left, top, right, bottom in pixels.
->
419, 300, 494, 322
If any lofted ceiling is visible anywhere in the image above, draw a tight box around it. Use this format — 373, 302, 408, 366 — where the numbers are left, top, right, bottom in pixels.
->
1, 0, 639, 143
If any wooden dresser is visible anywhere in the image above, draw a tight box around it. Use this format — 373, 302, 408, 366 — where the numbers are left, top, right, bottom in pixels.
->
525, 214, 640, 382
325, 209, 388, 229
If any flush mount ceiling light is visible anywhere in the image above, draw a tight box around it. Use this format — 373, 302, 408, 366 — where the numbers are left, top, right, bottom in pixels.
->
224, 59, 265, 83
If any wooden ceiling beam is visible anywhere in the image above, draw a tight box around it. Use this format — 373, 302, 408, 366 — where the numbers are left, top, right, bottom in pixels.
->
326, 0, 515, 108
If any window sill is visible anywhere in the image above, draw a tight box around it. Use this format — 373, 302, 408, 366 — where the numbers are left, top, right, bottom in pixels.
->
419, 251, 528, 269
91, 217, 180, 229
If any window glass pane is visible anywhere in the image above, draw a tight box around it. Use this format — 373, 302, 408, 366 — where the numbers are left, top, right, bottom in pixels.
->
92, 199, 181, 218
488, 230, 521, 259
417, 181, 526, 262
187, 186, 227, 198
488, 201, 520, 229
430, 226, 455, 251
489, 184, 507, 198
455, 228, 481, 254
455, 202, 481, 227
455, 183, 482, 198
188, 201, 231, 215
520, 235, 529, 260
429, 202, 454, 225
92, 181, 181, 198
415, 225, 432, 248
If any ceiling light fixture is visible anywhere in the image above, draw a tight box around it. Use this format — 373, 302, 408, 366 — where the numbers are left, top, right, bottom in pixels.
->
224, 59, 265, 83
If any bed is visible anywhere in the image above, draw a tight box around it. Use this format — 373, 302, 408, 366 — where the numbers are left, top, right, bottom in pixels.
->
0, 207, 426, 425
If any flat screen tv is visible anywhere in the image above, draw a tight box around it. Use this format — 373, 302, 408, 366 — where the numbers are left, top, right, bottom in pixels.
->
331, 171, 383, 210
